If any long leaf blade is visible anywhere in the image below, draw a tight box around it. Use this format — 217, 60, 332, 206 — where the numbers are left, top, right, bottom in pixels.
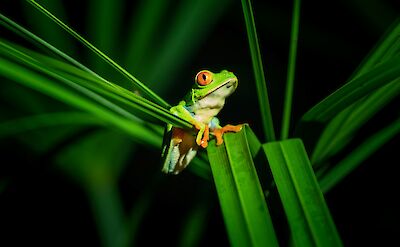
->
208, 125, 279, 247
311, 78, 400, 164
207, 137, 251, 247
319, 118, 400, 193
302, 55, 400, 123
281, 0, 301, 140
0, 40, 192, 129
263, 139, 343, 247
241, 0, 276, 142
309, 18, 400, 165
0, 56, 160, 147
0, 112, 103, 138
25, 0, 170, 108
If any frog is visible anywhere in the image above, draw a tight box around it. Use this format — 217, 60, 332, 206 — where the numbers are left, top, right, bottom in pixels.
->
161, 70, 242, 174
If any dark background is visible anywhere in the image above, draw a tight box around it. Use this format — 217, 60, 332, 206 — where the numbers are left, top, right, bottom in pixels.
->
0, 0, 399, 246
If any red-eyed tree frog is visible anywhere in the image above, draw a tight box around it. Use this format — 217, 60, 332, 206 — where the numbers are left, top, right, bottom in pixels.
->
161, 70, 242, 174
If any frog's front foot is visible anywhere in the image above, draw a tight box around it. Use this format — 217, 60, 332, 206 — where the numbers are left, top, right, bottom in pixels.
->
213, 124, 243, 145
194, 123, 209, 148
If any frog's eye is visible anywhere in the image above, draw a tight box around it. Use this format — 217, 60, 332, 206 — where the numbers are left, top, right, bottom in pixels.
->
196, 71, 213, 86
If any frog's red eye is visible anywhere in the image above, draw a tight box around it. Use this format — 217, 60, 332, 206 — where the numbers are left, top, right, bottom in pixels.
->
196, 71, 213, 86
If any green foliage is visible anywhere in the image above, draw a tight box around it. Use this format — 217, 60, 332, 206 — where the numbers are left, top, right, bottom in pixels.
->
208, 125, 278, 247
0, 0, 398, 246
264, 139, 342, 246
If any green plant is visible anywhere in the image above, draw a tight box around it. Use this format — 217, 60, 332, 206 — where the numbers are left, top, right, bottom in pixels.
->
0, 0, 399, 246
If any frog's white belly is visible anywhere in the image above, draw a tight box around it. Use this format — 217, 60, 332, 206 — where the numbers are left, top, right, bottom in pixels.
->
191, 94, 225, 124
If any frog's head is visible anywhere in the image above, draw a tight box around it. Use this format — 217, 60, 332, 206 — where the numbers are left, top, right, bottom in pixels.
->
190, 70, 238, 102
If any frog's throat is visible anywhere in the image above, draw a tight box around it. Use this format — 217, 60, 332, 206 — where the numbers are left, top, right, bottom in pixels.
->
192, 78, 236, 103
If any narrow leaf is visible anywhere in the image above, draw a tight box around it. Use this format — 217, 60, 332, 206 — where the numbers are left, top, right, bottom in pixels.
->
281, 0, 301, 140
208, 125, 279, 247
0, 57, 161, 147
302, 55, 400, 123
0, 40, 192, 129
263, 139, 343, 247
144, 0, 230, 92
124, 0, 168, 73
25, 0, 170, 108
0, 13, 108, 82
352, 19, 400, 77
241, 0, 276, 141
312, 78, 400, 164
0, 112, 103, 138
87, 0, 122, 70
207, 138, 251, 247
319, 118, 400, 193
21, 0, 76, 56
309, 18, 400, 164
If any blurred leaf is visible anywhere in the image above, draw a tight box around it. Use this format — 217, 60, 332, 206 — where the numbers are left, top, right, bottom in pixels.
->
310, 18, 400, 164
178, 198, 210, 247
0, 53, 160, 147
188, 153, 211, 180
0, 40, 192, 129
301, 55, 400, 123
319, 118, 400, 193
281, 0, 301, 140
207, 125, 279, 247
352, 18, 400, 77
22, 0, 77, 56
144, 0, 230, 93
311, 78, 400, 164
0, 111, 103, 138
57, 129, 132, 247
124, 0, 168, 75
25, 0, 170, 108
241, 0, 276, 142
263, 139, 343, 247
87, 0, 122, 70
0, 13, 109, 82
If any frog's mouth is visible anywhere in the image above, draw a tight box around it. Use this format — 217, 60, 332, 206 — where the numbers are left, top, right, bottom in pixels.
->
202, 78, 238, 98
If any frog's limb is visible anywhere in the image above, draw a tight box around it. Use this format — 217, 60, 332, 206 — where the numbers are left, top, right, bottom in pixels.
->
170, 102, 207, 147
213, 124, 243, 145
201, 125, 209, 148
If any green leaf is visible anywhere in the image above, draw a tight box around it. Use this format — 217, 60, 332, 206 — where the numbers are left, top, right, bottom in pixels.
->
0, 13, 107, 82
0, 111, 103, 138
207, 125, 279, 247
178, 197, 210, 247
352, 19, 400, 78
301, 55, 400, 123
57, 130, 132, 247
263, 139, 343, 247
241, 0, 276, 142
244, 125, 262, 158
87, 0, 122, 70
123, 0, 168, 75
0, 56, 160, 147
25, 0, 170, 108
311, 78, 400, 164
281, 0, 301, 140
143, 0, 230, 92
309, 18, 400, 165
319, 118, 400, 193
21, 0, 76, 57
0, 40, 192, 129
